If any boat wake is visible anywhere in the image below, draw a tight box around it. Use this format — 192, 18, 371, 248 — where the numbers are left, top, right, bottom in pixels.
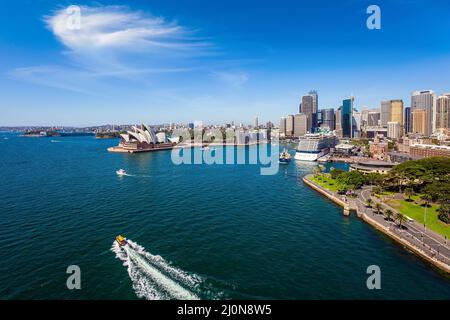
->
111, 239, 202, 300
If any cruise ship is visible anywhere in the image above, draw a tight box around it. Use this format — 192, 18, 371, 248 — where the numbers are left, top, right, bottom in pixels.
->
294, 134, 338, 161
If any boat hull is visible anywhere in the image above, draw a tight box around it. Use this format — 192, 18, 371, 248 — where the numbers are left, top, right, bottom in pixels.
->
279, 159, 291, 164
295, 150, 327, 162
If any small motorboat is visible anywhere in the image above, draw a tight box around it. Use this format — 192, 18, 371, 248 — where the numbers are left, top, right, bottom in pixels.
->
116, 169, 127, 176
116, 235, 127, 246
279, 149, 292, 164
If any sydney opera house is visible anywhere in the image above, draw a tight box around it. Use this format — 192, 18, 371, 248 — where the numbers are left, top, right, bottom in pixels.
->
108, 124, 175, 153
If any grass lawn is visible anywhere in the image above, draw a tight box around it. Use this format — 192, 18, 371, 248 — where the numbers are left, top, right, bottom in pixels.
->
386, 198, 450, 238
373, 190, 396, 198
310, 174, 341, 192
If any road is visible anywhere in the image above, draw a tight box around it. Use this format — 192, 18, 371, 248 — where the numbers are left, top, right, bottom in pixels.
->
355, 187, 450, 266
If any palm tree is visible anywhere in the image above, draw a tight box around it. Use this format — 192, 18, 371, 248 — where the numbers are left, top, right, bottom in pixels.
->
384, 209, 394, 221
420, 194, 432, 208
373, 186, 383, 196
404, 188, 414, 202
313, 167, 321, 178
366, 198, 373, 208
374, 203, 382, 215
396, 212, 408, 230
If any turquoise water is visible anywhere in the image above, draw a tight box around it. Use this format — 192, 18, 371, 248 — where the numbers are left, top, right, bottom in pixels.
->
1, 133, 450, 299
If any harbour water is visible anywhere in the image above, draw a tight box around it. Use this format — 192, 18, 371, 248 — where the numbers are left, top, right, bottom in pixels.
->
1, 133, 450, 299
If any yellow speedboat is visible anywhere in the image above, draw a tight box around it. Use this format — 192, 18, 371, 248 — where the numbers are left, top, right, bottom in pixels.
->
116, 235, 127, 246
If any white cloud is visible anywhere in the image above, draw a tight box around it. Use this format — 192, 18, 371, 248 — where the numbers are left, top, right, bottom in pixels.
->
45, 5, 208, 53
213, 71, 249, 87
10, 5, 214, 93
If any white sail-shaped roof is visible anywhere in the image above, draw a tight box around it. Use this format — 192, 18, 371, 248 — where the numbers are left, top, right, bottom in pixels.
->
136, 128, 150, 143
122, 124, 163, 144
120, 133, 130, 142
156, 132, 167, 143
143, 124, 157, 143
128, 131, 143, 142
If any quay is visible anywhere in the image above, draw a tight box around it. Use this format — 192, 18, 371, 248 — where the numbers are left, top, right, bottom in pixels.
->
108, 145, 174, 153
303, 174, 450, 275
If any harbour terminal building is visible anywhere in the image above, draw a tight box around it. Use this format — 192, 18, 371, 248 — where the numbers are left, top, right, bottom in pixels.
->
108, 124, 174, 153
350, 160, 395, 174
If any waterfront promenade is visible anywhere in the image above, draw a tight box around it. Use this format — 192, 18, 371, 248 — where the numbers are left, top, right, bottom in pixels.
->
303, 174, 450, 275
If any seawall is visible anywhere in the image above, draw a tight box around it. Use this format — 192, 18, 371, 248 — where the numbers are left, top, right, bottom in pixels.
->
303, 174, 450, 275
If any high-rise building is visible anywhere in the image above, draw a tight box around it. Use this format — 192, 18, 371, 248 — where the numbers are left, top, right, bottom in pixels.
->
286, 115, 294, 137
294, 113, 308, 137
320, 108, 335, 130
341, 97, 354, 138
390, 100, 403, 128
335, 106, 342, 137
300, 95, 312, 114
254, 116, 259, 128
352, 111, 362, 136
300, 95, 313, 130
367, 109, 381, 127
412, 109, 427, 135
404, 107, 412, 134
411, 90, 435, 136
361, 107, 369, 128
279, 117, 286, 137
387, 121, 401, 139
317, 111, 323, 127
380, 99, 403, 130
436, 95, 450, 131
300, 90, 318, 131
309, 90, 318, 113
380, 100, 391, 126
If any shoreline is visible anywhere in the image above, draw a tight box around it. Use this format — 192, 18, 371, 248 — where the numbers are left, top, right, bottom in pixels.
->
303, 174, 450, 275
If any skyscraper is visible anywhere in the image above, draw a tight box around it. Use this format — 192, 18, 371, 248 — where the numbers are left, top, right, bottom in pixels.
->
380, 100, 391, 126
300, 90, 318, 131
436, 95, 450, 131
254, 116, 259, 128
390, 100, 403, 128
352, 111, 362, 137
300, 95, 314, 131
367, 109, 381, 127
387, 121, 401, 139
294, 113, 308, 137
411, 90, 435, 136
404, 107, 412, 134
341, 97, 354, 138
412, 109, 427, 135
380, 99, 403, 130
335, 106, 342, 137
286, 115, 294, 137
320, 108, 335, 130
361, 108, 369, 128
279, 117, 286, 137
309, 90, 318, 113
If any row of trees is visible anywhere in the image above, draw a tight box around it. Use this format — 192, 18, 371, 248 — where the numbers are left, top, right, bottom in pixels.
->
365, 199, 408, 229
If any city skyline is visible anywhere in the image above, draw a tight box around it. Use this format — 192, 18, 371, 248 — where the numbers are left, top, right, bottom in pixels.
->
1, 0, 450, 126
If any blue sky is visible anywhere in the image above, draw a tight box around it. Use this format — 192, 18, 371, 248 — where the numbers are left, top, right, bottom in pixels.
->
1, 0, 450, 126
